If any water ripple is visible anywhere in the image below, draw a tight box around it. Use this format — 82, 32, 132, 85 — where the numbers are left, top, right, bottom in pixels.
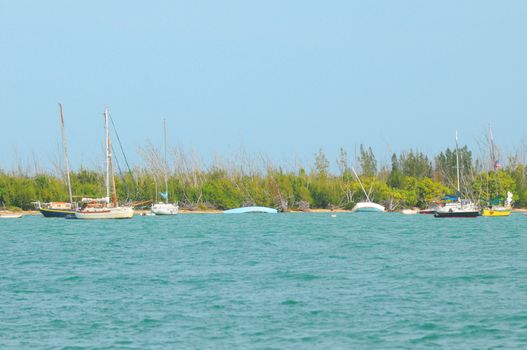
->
0, 213, 526, 348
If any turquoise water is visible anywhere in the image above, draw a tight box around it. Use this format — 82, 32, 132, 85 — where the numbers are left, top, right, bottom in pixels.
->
1, 213, 527, 349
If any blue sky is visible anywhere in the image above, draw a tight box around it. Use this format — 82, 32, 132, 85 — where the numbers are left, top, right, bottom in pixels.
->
1, 1, 526, 171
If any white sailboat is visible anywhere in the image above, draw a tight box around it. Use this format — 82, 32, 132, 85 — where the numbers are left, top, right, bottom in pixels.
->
151, 118, 178, 215
75, 108, 134, 220
434, 131, 479, 218
350, 167, 385, 212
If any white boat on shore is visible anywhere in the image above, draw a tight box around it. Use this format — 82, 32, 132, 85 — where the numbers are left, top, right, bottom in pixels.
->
151, 202, 179, 215
350, 167, 385, 213
352, 202, 385, 212
224, 206, 278, 214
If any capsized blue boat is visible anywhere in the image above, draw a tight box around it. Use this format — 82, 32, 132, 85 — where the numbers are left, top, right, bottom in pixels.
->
223, 206, 278, 214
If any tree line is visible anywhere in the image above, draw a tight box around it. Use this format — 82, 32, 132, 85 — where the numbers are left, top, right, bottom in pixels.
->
1, 144, 526, 211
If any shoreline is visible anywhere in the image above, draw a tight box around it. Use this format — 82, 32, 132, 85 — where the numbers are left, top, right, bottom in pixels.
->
7, 208, 527, 216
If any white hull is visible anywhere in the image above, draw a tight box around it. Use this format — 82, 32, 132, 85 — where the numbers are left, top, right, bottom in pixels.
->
435, 202, 478, 215
0, 213, 23, 218
223, 206, 278, 214
352, 202, 385, 212
151, 203, 179, 215
75, 206, 134, 219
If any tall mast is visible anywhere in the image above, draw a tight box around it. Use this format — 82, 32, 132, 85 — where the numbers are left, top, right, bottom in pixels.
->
489, 127, 500, 197
104, 108, 111, 203
455, 130, 460, 194
489, 127, 496, 172
105, 108, 118, 207
164, 118, 169, 204
109, 131, 118, 207
59, 103, 73, 204
351, 166, 371, 202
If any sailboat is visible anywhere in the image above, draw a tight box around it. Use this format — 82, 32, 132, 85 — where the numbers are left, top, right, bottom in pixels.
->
481, 128, 512, 217
350, 167, 385, 212
36, 103, 77, 217
75, 108, 134, 220
434, 132, 479, 218
151, 118, 179, 215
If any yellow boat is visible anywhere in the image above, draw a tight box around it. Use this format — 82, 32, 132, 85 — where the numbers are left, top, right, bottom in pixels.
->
482, 192, 513, 217
481, 206, 512, 217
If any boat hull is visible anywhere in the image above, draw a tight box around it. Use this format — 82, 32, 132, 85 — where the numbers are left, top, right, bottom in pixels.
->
151, 203, 179, 215
419, 209, 436, 214
0, 213, 23, 218
39, 208, 76, 218
481, 208, 511, 217
434, 211, 480, 218
352, 202, 385, 213
75, 207, 134, 220
224, 206, 278, 214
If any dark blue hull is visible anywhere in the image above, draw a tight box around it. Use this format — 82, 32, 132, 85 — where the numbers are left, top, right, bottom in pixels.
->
434, 211, 480, 218
39, 208, 76, 218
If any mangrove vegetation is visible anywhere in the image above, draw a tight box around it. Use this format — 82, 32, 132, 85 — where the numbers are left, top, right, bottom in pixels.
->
1, 143, 526, 211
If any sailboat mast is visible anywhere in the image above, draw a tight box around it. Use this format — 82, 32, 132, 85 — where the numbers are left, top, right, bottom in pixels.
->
59, 103, 73, 204
105, 108, 118, 207
489, 127, 496, 171
104, 108, 111, 203
351, 166, 371, 202
108, 132, 118, 207
163, 118, 168, 204
455, 130, 461, 193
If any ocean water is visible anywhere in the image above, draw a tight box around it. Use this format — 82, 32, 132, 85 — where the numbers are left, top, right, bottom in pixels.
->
1, 213, 527, 349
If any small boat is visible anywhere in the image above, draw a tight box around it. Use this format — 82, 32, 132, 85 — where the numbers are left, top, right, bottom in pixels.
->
352, 202, 385, 212
74, 108, 133, 220
35, 201, 77, 218
0, 212, 23, 219
482, 206, 511, 217
482, 192, 513, 218
224, 206, 278, 214
151, 203, 178, 215
350, 167, 385, 212
151, 118, 178, 216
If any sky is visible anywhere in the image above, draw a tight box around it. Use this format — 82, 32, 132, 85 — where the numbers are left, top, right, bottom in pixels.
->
1, 1, 527, 171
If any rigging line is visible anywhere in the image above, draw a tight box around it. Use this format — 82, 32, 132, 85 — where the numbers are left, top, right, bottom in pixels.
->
111, 144, 130, 202
108, 113, 139, 196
